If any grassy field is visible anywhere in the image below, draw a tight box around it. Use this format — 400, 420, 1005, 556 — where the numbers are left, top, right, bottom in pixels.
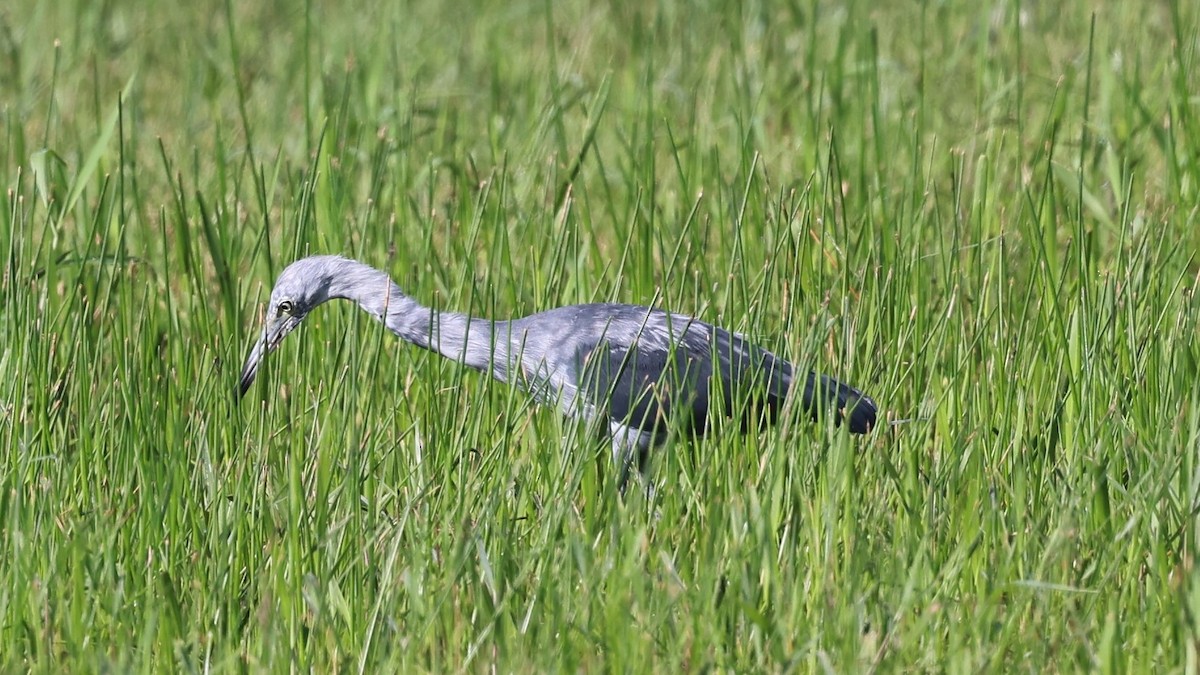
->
3, 0, 1199, 670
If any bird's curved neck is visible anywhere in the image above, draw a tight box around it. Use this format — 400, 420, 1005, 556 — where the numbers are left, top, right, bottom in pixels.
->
326, 261, 511, 379
397, 303, 511, 379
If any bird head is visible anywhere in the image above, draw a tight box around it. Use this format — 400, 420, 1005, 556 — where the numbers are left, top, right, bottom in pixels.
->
238, 257, 342, 397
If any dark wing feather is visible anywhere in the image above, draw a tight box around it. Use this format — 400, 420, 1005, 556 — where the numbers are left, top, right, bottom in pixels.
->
546, 306, 878, 444
695, 326, 879, 435
799, 371, 877, 433
577, 339, 713, 443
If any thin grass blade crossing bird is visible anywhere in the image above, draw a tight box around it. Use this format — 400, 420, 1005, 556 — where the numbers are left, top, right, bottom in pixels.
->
238, 256, 877, 481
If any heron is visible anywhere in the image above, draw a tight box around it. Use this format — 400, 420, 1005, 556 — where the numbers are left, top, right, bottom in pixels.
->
238, 255, 876, 482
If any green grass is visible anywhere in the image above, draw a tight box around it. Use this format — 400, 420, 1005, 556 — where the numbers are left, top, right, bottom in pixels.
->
3, 0, 1199, 670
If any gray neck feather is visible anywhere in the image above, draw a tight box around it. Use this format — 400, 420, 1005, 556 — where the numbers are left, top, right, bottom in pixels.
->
325, 259, 512, 380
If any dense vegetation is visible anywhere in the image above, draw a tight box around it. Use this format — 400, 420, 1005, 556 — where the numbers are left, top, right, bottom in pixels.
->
2, 0, 1198, 670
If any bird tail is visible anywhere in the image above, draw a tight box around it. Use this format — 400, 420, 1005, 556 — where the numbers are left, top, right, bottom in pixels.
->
802, 372, 877, 433
721, 331, 877, 434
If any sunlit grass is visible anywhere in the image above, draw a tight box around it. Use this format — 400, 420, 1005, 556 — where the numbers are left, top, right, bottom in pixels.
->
2, 0, 1198, 670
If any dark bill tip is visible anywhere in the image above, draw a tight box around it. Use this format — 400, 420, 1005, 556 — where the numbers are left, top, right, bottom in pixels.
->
237, 336, 268, 400
237, 314, 300, 401
238, 365, 257, 398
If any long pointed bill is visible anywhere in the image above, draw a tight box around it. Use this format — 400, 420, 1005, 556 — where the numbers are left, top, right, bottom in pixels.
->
238, 314, 302, 398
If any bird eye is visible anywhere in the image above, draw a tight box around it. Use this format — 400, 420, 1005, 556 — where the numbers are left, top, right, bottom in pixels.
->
278, 300, 295, 315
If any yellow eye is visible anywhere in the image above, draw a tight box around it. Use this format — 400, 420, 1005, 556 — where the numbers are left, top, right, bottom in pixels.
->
278, 300, 295, 315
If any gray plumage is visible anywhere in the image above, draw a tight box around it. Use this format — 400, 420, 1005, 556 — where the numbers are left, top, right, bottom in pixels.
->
239, 256, 877, 477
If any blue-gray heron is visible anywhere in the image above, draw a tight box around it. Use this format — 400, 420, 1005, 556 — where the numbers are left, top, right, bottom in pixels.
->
239, 256, 876, 476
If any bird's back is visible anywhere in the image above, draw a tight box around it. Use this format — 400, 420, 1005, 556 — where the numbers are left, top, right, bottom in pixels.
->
508, 303, 835, 447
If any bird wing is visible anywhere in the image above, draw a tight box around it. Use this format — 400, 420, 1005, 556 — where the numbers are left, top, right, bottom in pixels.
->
707, 327, 794, 429
716, 329, 877, 433
575, 337, 714, 442
510, 303, 877, 440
